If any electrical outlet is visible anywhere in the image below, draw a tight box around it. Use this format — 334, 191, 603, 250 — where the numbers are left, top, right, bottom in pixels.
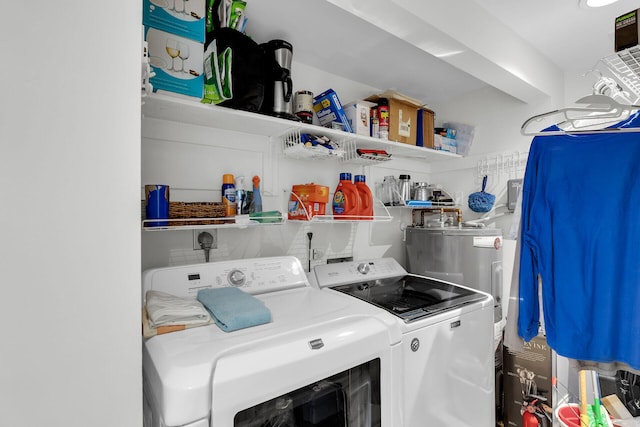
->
193, 230, 217, 250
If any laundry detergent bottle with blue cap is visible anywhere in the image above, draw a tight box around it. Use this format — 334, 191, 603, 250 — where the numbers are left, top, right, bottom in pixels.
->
332, 173, 361, 219
354, 174, 374, 219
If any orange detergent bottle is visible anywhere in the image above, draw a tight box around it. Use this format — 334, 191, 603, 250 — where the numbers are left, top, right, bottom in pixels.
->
332, 173, 361, 219
354, 175, 373, 219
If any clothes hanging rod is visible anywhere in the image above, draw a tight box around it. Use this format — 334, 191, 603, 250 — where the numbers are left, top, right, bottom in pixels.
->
521, 126, 640, 136
521, 94, 640, 136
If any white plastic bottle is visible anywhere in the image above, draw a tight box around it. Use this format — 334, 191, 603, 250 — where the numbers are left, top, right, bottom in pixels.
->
235, 176, 246, 215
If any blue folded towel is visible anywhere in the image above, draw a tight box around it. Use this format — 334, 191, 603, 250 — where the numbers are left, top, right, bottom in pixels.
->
197, 287, 271, 332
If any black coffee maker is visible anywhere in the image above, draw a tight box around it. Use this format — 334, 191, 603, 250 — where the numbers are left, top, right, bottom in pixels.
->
260, 39, 299, 121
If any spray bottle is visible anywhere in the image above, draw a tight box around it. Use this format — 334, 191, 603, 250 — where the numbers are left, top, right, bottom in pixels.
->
251, 175, 262, 213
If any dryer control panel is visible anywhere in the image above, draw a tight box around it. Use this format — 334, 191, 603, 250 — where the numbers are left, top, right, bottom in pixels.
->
142, 256, 309, 302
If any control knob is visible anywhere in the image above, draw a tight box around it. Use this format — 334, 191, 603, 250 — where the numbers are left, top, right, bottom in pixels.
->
227, 269, 246, 287
357, 262, 370, 275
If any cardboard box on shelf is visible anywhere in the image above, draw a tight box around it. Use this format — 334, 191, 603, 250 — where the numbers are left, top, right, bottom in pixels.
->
145, 26, 204, 99
288, 184, 330, 220
416, 108, 435, 148
502, 336, 554, 427
143, 0, 206, 42
615, 9, 640, 52
365, 91, 423, 145
344, 100, 376, 136
313, 89, 353, 133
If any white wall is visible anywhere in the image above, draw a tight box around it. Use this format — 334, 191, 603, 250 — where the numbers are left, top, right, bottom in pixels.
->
427, 72, 602, 403
140, 61, 573, 272
0, 2, 142, 427
0, 1, 609, 424
407, 81, 572, 322
428, 84, 560, 212
141, 61, 426, 271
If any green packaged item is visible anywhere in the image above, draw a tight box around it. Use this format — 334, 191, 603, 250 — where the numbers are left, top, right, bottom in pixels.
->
202, 43, 232, 104
228, 1, 246, 30
249, 211, 282, 224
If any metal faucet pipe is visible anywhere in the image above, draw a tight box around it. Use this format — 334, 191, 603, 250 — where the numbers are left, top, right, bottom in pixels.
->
414, 207, 463, 228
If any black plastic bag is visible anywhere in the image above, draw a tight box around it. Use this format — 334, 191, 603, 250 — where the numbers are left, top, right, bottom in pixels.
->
203, 27, 266, 112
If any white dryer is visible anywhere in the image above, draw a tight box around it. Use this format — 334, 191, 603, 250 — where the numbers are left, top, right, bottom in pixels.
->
313, 258, 496, 427
142, 256, 402, 427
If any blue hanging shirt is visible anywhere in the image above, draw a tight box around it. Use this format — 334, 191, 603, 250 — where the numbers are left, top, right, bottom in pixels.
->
519, 112, 640, 369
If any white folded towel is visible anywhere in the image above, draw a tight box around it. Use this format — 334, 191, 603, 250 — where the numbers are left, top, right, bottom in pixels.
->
146, 290, 211, 327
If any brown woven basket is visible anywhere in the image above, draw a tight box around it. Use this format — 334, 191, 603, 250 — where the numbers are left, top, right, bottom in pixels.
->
169, 202, 227, 226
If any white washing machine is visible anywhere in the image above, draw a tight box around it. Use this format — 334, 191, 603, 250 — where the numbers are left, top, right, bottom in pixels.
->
313, 258, 496, 427
142, 256, 403, 427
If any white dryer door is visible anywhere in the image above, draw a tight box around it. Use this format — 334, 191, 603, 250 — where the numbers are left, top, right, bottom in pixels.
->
210, 316, 394, 427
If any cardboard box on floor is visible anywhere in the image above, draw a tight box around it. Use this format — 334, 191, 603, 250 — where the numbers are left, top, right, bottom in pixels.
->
502, 336, 554, 427
365, 91, 424, 145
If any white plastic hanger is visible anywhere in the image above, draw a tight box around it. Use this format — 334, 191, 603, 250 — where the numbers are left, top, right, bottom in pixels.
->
521, 74, 640, 136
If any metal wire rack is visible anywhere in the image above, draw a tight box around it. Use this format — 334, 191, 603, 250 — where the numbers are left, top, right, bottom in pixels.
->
280, 128, 393, 165
602, 46, 640, 100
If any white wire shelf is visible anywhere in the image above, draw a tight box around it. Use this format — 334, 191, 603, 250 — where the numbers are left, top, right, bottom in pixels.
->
287, 214, 393, 223
142, 214, 285, 231
280, 128, 394, 165
142, 94, 459, 163
602, 46, 640, 99
281, 128, 349, 161
286, 191, 393, 223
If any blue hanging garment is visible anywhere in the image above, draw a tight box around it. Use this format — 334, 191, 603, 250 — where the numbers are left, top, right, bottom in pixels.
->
518, 112, 640, 369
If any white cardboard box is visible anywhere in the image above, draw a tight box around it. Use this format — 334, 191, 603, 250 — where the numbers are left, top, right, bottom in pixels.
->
145, 26, 204, 99
344, 100, 376, 136
142, 0, 206, 42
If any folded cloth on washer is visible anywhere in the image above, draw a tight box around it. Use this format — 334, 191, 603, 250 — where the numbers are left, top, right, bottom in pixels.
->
145, 290, 211, 328
197, 287, 271, 332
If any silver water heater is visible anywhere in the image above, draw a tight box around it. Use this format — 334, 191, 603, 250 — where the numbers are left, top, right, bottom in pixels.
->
405, 226, 503, 323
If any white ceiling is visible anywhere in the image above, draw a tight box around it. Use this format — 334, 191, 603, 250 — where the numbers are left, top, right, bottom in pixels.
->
245, 0, 639, 104
472, 0, 638, 72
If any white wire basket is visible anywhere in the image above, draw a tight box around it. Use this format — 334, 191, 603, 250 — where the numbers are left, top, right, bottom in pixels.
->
280, 128, 394, 165
281, 128, 347, 160
341, 144, 393, 164
602, 46, 640, 100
